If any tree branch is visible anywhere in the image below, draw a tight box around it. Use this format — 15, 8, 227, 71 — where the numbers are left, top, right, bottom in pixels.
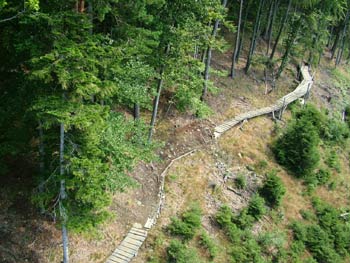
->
0, 11, 24, 23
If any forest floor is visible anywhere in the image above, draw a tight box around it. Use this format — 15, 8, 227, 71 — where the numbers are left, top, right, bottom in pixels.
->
1, 40, 350, 263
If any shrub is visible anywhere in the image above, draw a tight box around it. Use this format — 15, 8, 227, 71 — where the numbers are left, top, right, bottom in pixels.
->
292, 104, 349, 144
166, 239, 202, 263
314, 168, 331, 185
300, 209, 316, 221
259, 171, 286, 208
290, 221, 308, 242
168, 205, 202, 240
216, 205, 233, 227
304, 168, 331, 189
258, 231, 287, 252
325, 149, 341, 172
292, 104, 327, 136
216, 205, 241, 243
273, 118, 320, 177
235, 174, 247, 189
247, 194, 266, 220
233, 208, 255, 229
254, 160, 268, 172
305, 225, 341, 263
324, 120, 350, 143
291, 200, 350, 263
199, 231, 218, 259
229, 234, 264, 263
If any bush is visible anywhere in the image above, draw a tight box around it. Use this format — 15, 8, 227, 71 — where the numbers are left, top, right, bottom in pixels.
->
233, 208, 255, 230
229, 234, 264, 263
273, 118, 320, 177
235, 174, 247, 189
314, 168, 331, 185
247, 194, 266, 220
293, 104, 349, 144
216, 205, 241, 242
324, 120, 350, 143
166, 239, 202, 263
304, 168, 331, 189
168, 205, 202, 240
259, 171, 286, 208
199, 231, 218, 259
216, 205, 233, 227
291, 200, 350, 263
292, 104, 327, 136
325, 149, 341, 172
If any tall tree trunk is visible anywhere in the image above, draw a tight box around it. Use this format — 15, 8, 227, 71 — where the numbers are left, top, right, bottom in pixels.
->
252, 0, 266, 53
38, 120, 45, 214
148, 44, 170, 142
276, 18, 301, 79
236, 0, 251, 61
327, 26, 334, 48
331, 29, 341, 60
201, 0, 228, 100
336, 10, 350, 66
38, 120, 45, 174
59, 121, 69, 263
88, 0, 93, 33
270, 0, 292, 60
134, 103, 140, 120
230, 0, 244, 79
267, 0, 278, 55
264, 0, 274, 40
245, 0, 265, 74
76, 0, 85, 13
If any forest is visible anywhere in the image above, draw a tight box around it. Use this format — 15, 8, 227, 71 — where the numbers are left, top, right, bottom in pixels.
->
1, 0, 350, 262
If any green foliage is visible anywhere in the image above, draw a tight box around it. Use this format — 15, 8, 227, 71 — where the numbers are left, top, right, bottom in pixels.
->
233, 208, 255, 230
345, 105, 350, 128
168, 204, 202, 240
257, 231, 287, 255
259, 171, 286, 208
216, 205, 241, 243
216, 205, 234, 227
292, 104, 350, 144
100, 113, 156, 191
304, 168, 331, 190
247, 194, 266, 220
323, 119, 350, 143
234, 174, 247, 189
291, 200, 350, 262
292, 104, 327, 136
325, 149, 341, 172
273, 115, 320, 178
166, 239, 203, 263
331, 68, 350, 91
199, 231, 218, 259
254, 160, 268, 173
25, 0, 40, 11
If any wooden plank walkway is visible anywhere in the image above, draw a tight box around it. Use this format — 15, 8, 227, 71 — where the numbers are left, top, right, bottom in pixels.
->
105, 65, 313, 263
106, 224, 148, 263
214, 65, 313, 138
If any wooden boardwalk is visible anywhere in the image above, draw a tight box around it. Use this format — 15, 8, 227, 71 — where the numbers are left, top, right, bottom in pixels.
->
106, 224, 148, 263
214, 65, 313, 138
105, 65, 313, 263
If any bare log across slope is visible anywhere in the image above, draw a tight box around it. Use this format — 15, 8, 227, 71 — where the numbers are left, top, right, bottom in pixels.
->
214, 65, 313, 138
